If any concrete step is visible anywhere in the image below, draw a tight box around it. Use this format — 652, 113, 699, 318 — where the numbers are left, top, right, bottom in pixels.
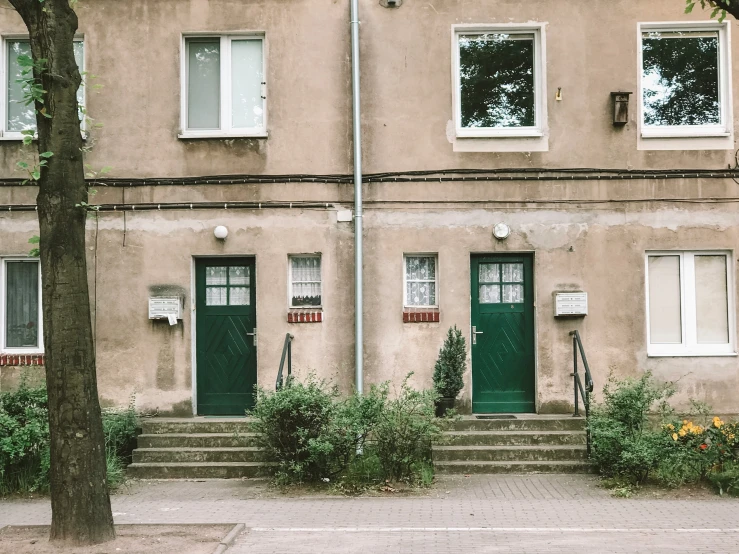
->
432, 445, 588, 462
133, 447, 269, 464
136, 433, 261, 448
449, 417, 586, 432
126, 462, 273, 479
140, 418, 257, 435
442, 431, 586, 447
434, 460, 593, 474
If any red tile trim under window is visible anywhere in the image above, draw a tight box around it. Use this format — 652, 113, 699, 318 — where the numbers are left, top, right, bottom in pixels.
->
0, 354, 45, 366
287, 311, 323, 323
403, 309, 440, 323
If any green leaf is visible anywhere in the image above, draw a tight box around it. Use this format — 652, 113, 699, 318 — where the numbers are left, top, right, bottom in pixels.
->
684, 0, 695, 14
28, 235, 40, 244
31, 170, 41, 180
39, 151, 53, 158
16, 161, 29, 170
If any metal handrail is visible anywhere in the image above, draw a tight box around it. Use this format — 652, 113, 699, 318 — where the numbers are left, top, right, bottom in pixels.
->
276, 333, 294, 390
569, 330, 594, 455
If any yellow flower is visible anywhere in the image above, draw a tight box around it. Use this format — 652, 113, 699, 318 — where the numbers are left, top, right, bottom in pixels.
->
683, 419, 688, 425
679, 429, 687, 437
713, 417, 723, 428
672, 433, 678, 441
666, 424, 675, 431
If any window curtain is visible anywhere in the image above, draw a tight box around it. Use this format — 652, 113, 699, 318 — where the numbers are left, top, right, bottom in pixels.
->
291, 257, 321, 306
6, 261, 39, 348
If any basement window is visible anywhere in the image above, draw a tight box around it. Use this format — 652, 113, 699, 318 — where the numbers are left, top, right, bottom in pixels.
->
1, 38, 84, 140
289, 255, 322, 308
639, 23, 732, 139
1, 258, 42, 353
646, 251, 736, 356
181, 35, 266, 139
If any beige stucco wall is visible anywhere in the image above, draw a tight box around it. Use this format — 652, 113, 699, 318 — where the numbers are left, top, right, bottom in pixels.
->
0, 0, 738, 414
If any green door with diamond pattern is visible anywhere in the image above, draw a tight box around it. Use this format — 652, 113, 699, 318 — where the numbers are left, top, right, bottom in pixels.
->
471, 254, 535, 413
196, 258, 257, 415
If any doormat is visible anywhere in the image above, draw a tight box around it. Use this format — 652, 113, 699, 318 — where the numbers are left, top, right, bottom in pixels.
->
475, 415, 517, 419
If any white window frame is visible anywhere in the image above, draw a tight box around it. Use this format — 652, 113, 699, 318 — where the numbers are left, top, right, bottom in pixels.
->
645, 250, 736, 357
0, 35, 85, 141
288, 254, 322, 309
179, 33, 267, 139
0, 257, 43, 354
638, 22, 732, 139
403, 253, 439, 309
452, 24, 546, 139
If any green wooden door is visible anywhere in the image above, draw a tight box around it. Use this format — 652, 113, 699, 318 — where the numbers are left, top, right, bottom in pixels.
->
471, 254, 535, 413
196, 258, 257, 415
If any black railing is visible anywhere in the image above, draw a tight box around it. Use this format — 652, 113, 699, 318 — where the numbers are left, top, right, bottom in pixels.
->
569, 330, 594, 454
276, 333, 294, 390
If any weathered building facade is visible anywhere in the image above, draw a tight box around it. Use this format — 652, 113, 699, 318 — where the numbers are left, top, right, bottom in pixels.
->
0, 0, 738, 416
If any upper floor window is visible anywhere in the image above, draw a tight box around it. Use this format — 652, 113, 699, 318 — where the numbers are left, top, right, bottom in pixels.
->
181, 35, 266, 138
289, 255, 321, 308
1, 258, 42, 353
646, 251, 735, 357
639, 23, 731, 138
2, 38, 84, 139
404, 255, 438, 308
453, 25, 544, 138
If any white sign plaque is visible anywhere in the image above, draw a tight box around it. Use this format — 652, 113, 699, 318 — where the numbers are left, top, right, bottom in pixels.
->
555, 292, 588, 317
149, 297, 182, 320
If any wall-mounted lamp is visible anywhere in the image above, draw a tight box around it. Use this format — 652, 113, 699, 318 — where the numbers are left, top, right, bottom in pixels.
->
214, 225, 229, 240
610, 92, 632, 125
493, 222, 511, 240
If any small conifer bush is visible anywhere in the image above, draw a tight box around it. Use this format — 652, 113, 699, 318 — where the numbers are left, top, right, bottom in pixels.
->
433, 325, 466, 399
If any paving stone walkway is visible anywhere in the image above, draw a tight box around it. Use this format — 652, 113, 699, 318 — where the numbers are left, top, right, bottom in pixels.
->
2, 475, 738, 553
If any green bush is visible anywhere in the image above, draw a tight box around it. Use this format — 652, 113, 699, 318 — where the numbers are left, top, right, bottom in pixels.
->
589, 371, 674, 484
433, 326, 466, 399
708, 461, 739, 496
0, 381, 139, 495
249, 376, 386, 484
0, 378, 49, 494
373, 376, 442, 482
250, 374, 442, 486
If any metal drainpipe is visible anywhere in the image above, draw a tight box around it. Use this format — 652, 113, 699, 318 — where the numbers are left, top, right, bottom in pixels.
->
350, 0, 363, 395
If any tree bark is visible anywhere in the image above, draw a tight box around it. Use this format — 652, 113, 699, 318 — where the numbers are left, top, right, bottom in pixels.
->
7, 0, 114, 545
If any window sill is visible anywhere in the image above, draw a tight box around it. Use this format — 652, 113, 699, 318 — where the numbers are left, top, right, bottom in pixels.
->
641, 128, 731, 139
178, 131, 268, 140
647, 351, 737, 358
456, 128, 543, 139
287, 310, 323, 323
403, 308, 440, 323
0, 353, 45, 365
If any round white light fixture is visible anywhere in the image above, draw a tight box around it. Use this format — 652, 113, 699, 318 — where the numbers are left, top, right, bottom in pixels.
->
214, 225, 229, 240
493, 222, 511, 240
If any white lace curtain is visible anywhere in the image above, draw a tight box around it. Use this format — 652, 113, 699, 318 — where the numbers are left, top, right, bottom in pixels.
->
291, 257, 321, 307
405, 256, 437, 306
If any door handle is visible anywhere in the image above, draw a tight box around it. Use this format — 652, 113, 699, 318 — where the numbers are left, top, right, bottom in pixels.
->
246, 328, 257, 346
472, 326, 484, 345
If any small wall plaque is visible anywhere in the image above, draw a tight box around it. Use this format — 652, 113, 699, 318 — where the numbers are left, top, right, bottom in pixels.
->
555, 292, 588, 317
148, 297, 182, 321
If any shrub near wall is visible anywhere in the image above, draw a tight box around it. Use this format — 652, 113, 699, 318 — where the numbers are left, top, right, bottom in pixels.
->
590, 371, 739, 494
0, 380, 139, 494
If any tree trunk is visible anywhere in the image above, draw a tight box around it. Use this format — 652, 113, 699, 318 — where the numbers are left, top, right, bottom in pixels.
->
7, 0, 114, 545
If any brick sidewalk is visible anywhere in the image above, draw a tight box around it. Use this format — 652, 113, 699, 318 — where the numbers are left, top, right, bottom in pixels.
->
2, 475, 738, 553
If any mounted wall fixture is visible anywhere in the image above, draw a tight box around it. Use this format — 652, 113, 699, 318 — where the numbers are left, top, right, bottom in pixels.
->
213, 225, 229, 240
493, 222, 511, 240
610, 92, 632, 125
381, 0, 402, 7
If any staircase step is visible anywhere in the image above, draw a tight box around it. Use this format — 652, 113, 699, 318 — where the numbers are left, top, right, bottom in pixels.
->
434, 460, 593, 474
137, 433, 260, 448
140, 418, 257, 435
442, 431, 586, 447
449, 417, 586, 432
126, 462, 273, 479
432, 445, 587, 462
132, 447, 269, 464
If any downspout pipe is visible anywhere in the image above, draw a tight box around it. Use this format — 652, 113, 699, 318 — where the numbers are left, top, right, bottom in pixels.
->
350, 0, 363, 395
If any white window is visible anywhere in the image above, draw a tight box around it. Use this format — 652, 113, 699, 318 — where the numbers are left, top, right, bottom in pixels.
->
289, 255, 321, 308
181, 35, 266, 138
646, 251, 735, 356
1, 38, 84, 139
639, 22, 732, 139
453, 25, 545, 139
1, 258, 42, 353
404, 255, 438, 308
